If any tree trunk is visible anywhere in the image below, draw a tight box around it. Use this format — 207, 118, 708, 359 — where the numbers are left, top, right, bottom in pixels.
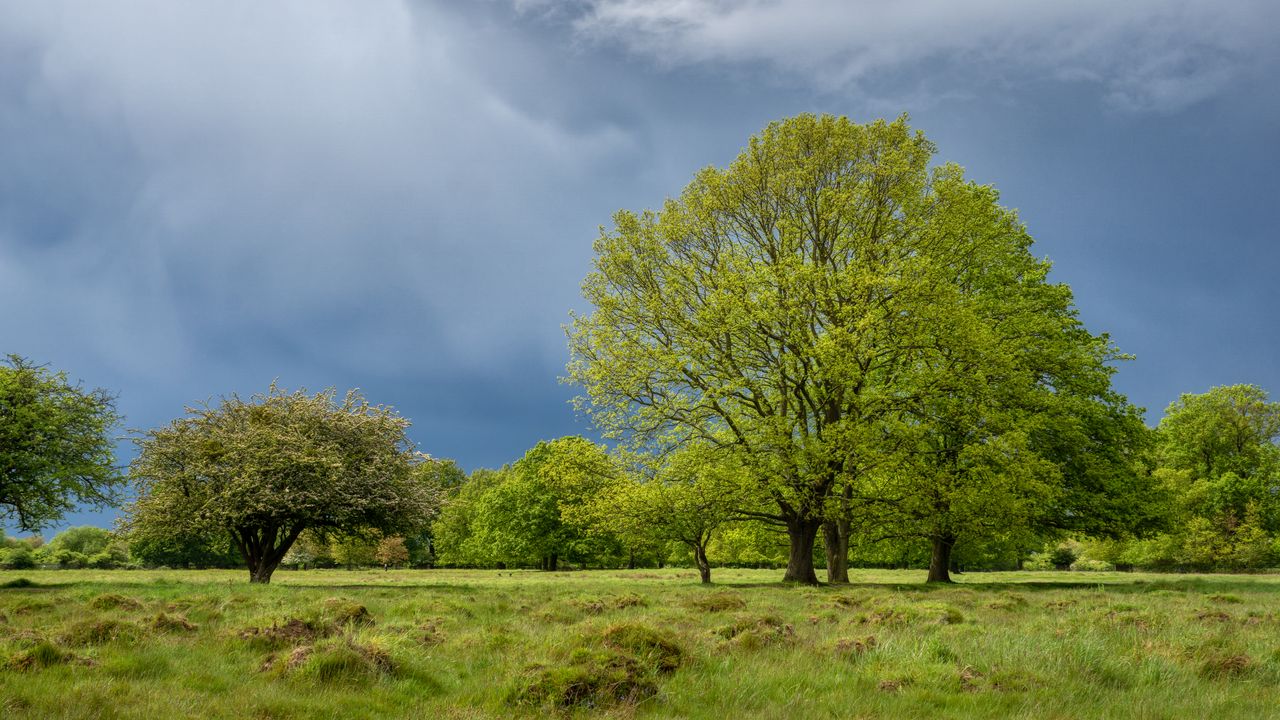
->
784, 517, 822, 584
823, 519, 850, 584
927, 535, 955, 584
692, 543, 712, 584
249, 560, 278, 584
548, 553, 558, 572
232, 525, 304, 585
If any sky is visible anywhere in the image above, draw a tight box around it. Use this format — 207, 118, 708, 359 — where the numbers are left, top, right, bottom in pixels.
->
2, 0, 1279, 535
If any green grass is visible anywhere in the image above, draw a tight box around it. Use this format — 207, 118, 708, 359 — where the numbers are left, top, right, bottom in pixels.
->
2, 568, 1280, 718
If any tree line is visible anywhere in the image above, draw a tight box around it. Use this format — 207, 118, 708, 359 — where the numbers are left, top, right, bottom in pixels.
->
3, 115, 1278, 584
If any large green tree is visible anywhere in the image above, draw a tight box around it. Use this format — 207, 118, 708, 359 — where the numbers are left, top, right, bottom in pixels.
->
125, 385, 440, 583
568, 113, 1091, 583
0, 355, 122, 531
858, 240, 1155, 581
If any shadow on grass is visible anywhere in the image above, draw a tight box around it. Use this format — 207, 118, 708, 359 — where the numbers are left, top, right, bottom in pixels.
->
711, 577, 1280, 594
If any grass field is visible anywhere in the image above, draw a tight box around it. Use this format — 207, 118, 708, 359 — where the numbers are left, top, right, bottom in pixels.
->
2, 567, 1279, 719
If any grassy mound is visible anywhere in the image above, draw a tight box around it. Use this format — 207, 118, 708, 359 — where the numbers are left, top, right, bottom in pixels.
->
264, 636, 397, 684
321, 598, 375, 627
89, 593, 143, 610
601, 623, 684, 673
714, 614, 795, 649
513, 650, 658, 709
151, 612, 198, 632
9, 640, 84, 671
60, 618, 142, 646
240, 617, 335, 649
511, 623, 686, 709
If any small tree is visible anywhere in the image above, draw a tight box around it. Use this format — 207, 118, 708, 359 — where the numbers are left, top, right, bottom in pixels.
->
125, 385, 440, 583
375, 536, 409, 569
575, 445, 749, 583
0, 356, 123, 531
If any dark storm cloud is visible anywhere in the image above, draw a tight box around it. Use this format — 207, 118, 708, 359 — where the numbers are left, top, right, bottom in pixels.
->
3, 0, 1278, 533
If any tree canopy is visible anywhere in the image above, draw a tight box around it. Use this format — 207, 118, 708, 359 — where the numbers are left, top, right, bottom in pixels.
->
124, 384, 441, 583
0, 355, 123, 531
434, 437, 621, 570
567, 113, 1146, 582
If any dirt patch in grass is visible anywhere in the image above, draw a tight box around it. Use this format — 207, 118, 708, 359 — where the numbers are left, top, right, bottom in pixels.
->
688, 592, 746, 612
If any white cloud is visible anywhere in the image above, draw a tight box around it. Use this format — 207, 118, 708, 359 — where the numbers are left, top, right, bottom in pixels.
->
565, 0, 1278, 113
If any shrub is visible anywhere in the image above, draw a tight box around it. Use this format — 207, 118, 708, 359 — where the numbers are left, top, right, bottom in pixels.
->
1070, 558, 1115, 572
1049, 543, 1080, 570
0, 547, 36, 570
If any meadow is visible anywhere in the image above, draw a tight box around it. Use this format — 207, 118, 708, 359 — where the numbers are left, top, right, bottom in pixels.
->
2, 568, 1279, 719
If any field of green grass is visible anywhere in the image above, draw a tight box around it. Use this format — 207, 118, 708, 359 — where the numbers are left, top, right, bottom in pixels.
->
2, 568, 1279, 719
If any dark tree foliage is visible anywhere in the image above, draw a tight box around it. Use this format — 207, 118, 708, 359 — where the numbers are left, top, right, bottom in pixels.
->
0, 355, 123, 531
